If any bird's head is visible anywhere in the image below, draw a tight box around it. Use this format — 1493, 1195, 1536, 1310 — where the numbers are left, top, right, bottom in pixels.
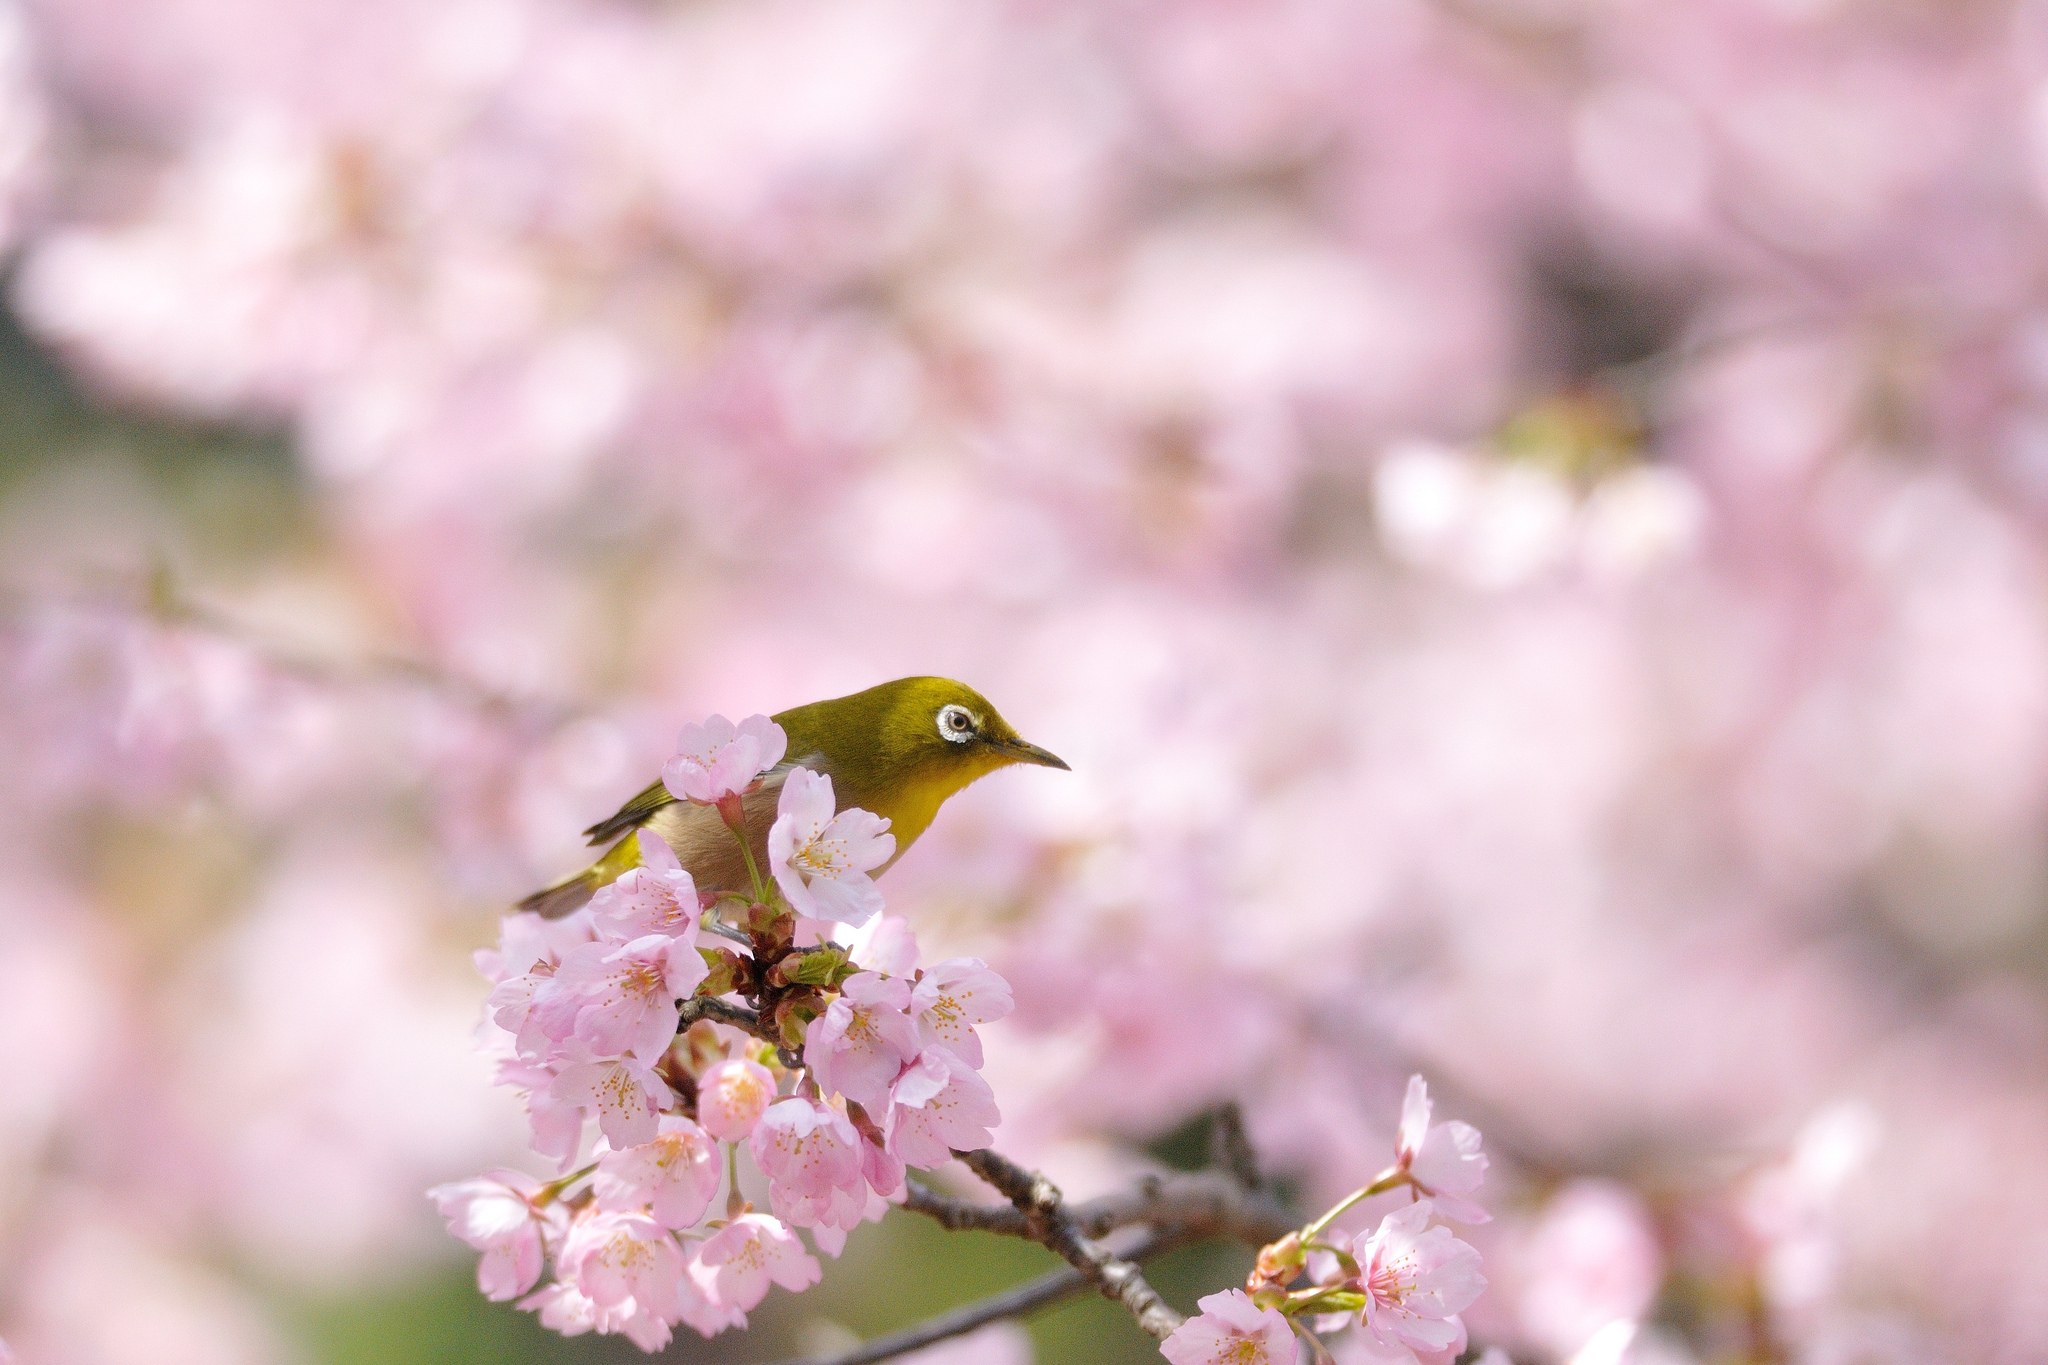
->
779, 677, 1067, 812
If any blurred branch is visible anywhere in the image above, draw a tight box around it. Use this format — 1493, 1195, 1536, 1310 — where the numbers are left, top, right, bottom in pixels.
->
1210, 1101, 1263, 1191
0, 569, 579, 725
772, 1229, 1165, 1365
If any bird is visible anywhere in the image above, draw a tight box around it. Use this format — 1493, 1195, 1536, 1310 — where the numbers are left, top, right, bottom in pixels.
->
518, 677, 1068, 919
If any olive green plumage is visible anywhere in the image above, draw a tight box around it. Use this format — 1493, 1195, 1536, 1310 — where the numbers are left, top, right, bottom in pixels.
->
518, 677, 1066, 918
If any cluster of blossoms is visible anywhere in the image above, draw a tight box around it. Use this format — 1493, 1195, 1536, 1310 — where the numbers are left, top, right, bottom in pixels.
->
1164, 1077, 1492, 1365
431, 714, 1011, 1351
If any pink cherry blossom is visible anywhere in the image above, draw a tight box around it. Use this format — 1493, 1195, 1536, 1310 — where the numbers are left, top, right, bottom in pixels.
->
518, 1281, 679, 1352
849, 914, 921, 975
1566, 1321, 1639, 1365
661, 714, 788, 804
593, 1117, 722, 1229
1395, 1076, 1489, 1224
477, 909, 596, 985
519, 1282, 604, 1338
695, 1212, 822, 1320
1350, 1202, 1486, 1359
529, 933, 706, 1062
862, 1128, 906, 1202
908, 958, 1013, 1069
558, 1209, 686, 1316
1159, 1289, 1297, 1365
749, 1096, 868, 1230
589, 830, 703, 942
551, 1052, 675, 1150
804, 971, 920, 1109
488, 968, 553, 1059
885, 1049, 1001, 1169
520, 1081, 588, 1171
808, 1181, 892, 1259
696, 1057, 778, 1141
1518, 1182, 1662, 1361
426, 1170, 557, 1301
768, 767, 895, 926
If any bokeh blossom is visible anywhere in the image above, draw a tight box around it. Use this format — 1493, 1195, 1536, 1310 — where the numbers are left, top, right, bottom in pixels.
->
2, 0, 2047, 1359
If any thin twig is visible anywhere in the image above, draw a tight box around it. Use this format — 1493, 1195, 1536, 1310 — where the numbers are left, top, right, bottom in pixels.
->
771, 1230, 1164, 1365
954, 1148, 1185, 1341
1210, 1102, 1263, 1192
903, 1168, 1293, 1246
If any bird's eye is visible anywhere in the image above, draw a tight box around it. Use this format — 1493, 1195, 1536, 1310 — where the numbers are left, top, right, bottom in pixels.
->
937, 704, 976, 743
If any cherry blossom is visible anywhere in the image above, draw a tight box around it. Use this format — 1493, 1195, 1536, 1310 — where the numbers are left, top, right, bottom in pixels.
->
1159, 1289, 1298, 1365
908, 958, 1014, 1069
527, 933, 706, 1062
661, 714, 788, 804
556, 1211, 693, 1350
861, 1128, 906, 1202
477, 910, 596, 986
550, 1052, 674, 1150
768, 767, 895, 926
1518, 1182, 1661, 1360
810, 1182, 893, 1259
804, 971, 920, 1109
1395, 1075, 1489, 1224
749, 1096, 869, 1231
593, 1117, 722, 1230
885, 1048, 1001, 1169
519, 1283, 604, 1339
696, 1057, 778, 1141
519, 1081, 588, 1172
426, 1170, 556, 1301
1350, 1202, 1486, 1359
589, 831, 702, 942
694, 1213, 822, 1321
849, 914, 921, 975
518, 1279, 691, 1352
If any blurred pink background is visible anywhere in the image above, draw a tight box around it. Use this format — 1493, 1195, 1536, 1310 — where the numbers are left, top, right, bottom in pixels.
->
2, 0, 2045, 1361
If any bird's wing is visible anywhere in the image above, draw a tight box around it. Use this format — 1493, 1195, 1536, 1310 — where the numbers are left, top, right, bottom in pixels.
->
581, 779, 675, 847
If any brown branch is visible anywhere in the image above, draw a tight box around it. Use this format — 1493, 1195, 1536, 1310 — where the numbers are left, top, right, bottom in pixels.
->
771, 1230, 1163, 1365
836, 1165, 1300, 1365
1211, 1102, 1263, 1192
903, 1168, 1293, 1246
678, 997, 766, 1036
953, 1148, 1185, 1341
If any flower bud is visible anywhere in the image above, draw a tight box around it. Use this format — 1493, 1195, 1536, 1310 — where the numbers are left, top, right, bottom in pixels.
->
769, 945, 852, 988
1248, 1232, 1306, 1293
697, 946, 744, 998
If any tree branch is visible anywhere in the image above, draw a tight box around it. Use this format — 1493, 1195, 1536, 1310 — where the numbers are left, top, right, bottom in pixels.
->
902, 1167, 1293, 1246
1210, 1101, 1263, 1192
772, 1234, 1158, 1365
678, 997, 766, 1036
953, 1148, 1186, 1341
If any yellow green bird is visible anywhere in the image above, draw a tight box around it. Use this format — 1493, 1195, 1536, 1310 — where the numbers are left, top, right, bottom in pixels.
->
519, 677, 1068, 918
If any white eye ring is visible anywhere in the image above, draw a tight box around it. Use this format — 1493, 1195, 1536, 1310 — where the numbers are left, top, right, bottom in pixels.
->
937, 704, 977, 744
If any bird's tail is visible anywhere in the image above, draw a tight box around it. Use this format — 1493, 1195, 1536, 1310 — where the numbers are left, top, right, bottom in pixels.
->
515, 834, 644, 919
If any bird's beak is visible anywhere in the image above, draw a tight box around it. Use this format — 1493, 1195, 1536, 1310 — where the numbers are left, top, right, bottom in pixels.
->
996, 737, 1070, 770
